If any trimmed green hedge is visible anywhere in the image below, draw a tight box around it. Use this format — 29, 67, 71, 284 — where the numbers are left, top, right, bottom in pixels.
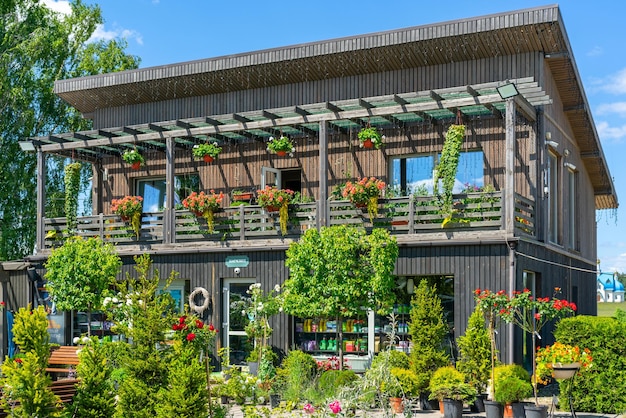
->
554, 315, 626, 413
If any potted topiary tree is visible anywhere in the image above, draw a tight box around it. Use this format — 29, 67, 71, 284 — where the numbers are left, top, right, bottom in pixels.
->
428, 366, 478, 418
409, 279, 450, 409
493, 364, 533, 418
456, 304, 493, 412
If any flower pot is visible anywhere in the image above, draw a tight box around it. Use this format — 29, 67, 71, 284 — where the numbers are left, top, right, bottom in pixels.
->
131, 161, 141, 170
443, 398, 464, 418
203, 154, 214, 163
484, 400, 504, 418
247, 361, 259, 375
470, 393, 487, 413
233, 192, 253, 201
551, 362, 580, 379
276, 150, 287, 157
362, 138, 374, 149
265, 206, 280, 213
504, 402, 513, 418
389, 397, 404, 414
512, 401, 531, 418
391, 220, 409, 226
269, 394, 281, 408
524, 405, 548, 418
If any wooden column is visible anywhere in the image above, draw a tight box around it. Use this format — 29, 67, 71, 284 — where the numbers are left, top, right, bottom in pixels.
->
505, 97, 516, 365
319, 121, 329, 228
36, 149, 46, 253
164, 137, 176, 244
92, 161, 104, 216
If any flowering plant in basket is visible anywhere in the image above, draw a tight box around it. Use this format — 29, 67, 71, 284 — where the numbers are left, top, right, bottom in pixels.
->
182, 190, 224, 233
111, 195, 143, 238
266, 136, 294, 156
358, 126, 384, 149
122, 148, 145, 169
257, 186, 294, 235
192, 142, 221, 162
341, 176, 385, 222
535, 342, 592, 383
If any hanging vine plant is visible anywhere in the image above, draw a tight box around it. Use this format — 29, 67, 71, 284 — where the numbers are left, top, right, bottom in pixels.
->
64, 162, 82, 232
434, 124, 465, 222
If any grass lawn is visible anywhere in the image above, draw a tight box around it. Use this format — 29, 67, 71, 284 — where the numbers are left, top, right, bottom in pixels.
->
597, 301, 626, 317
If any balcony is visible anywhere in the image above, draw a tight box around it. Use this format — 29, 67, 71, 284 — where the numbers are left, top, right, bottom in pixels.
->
42, 191, 535, 251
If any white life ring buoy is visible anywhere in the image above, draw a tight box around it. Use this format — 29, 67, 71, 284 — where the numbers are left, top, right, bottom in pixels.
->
189, 287, 210, 314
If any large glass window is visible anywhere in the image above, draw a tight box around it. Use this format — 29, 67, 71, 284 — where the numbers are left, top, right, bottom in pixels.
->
568, 168, 578, 250
390, 151, 484, 195
136, 174, 199, 212
547, 152, 560, 244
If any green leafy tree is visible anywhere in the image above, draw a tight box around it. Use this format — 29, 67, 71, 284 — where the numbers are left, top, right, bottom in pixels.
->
456, 305, 493, 394
108, 254, 178, 418
0, 305, 60, 417
72, 337, 116, 418
284, 225, 399, 368
0, 0, 139, 261
409, 279, 450, 398
44, 236, 122, 335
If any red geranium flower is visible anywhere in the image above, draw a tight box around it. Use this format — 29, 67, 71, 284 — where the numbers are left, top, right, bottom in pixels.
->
186, 333, 196, 342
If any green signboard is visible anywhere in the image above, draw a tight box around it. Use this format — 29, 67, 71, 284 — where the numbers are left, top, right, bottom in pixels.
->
225, 255, 249, 268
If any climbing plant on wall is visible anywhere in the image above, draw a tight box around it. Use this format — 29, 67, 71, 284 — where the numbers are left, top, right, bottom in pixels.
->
64, 162, 81, 232
434, 124, 465, 217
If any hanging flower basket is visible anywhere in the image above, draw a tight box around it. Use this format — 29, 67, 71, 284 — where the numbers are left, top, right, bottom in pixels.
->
111, 196, 143, 238
357, 127, 384, 149
551, 363, 580, 380
182, 191, 224, 233
266, 136, 294, 157
257, 186, 294, 235
122, 148, 145, 170
192, 142, 222, 163
341, 177, 385, 222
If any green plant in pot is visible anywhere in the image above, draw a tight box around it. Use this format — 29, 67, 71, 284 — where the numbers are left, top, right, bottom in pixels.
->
493, 364, 533, 407
192, 142, 222, 162
357, 126, 384, 149
428, 366, 477, 402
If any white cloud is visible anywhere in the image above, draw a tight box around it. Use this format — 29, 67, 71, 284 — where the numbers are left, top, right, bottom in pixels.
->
596, 121, 626, 142
596, 68, 626, 95
41, 0, 71, 16
587, 46, 603, 57
88, 24, 143, 46
596, 102, 626, 117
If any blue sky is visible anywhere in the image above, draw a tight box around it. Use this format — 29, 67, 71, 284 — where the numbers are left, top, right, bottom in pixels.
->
45, 1, 626, 273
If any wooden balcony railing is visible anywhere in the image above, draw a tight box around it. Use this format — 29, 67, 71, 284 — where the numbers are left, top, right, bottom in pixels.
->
42, 191, 535, 249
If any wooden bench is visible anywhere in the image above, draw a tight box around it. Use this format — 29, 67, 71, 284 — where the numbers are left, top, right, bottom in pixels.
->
46, 346, 79, 375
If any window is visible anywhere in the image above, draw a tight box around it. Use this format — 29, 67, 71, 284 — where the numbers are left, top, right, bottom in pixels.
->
568, 168, 578, 250
390, 151, 484, 194
547, 151, 560, 244
136, 174, 199, 212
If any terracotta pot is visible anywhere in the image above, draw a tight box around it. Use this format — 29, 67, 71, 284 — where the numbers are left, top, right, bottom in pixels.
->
233, 192, 253, 201
391, 220, 409, 226
276, 150, 287, 157
265, 206, 280, 213
362, 138, 374, 149
203, 154, 214, 163
504, 403, 513, 418
389, 397, 404, 414
131, 161, 141, 170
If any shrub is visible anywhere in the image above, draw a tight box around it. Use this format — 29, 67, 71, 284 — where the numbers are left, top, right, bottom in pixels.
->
456, 305, 492, 393
276, 350, 319, 403
318, 369, 358, 398
493, 364, 532, 404
428, 366, 477, 402
554, 315, 626, 413
391, 367, 421, 397
370, 350, 410, 370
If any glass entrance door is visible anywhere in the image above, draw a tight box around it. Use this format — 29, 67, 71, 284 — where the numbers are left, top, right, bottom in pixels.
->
222, 279, 255, 365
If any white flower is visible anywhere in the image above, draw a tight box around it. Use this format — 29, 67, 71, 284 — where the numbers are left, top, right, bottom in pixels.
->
274, 284, 281, 292
76, 349, 82, 355
382, 135, 386, 139
269, 136, 275, 141
126, 298, 133, 306
138, 300, 143, 306
73, 337, 80, 344
112, 297, 119, 304
257, 302, 264, 311
290, 147, 295, 152
193, 144, 199, 148
254, 283, 261, 289
103, 297, 111, 306
279, 307, 283, 313
241, 310, 246, 316
81, 336, 90, 345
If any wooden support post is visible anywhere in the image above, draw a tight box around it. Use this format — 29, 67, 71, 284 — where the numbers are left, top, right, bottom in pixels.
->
36, 149, 46, 253
319, 121, 329, 228
164, 137, 175, 244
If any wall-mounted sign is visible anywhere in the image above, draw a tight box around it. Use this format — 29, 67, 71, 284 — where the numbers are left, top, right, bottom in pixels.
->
225, 255, 249, 268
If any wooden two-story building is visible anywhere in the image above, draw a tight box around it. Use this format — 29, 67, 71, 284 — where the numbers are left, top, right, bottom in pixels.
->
4, 5, 617, 366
